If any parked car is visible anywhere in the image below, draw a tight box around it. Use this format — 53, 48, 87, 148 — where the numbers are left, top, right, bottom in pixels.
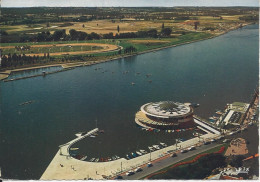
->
135, 167, 142, 172
126, 171, 134, 176
147, 163, 153, 167
181, 149, 188, 153
115, 175, 123, 179
188, 146, 196, 151
171, 153, 177, 157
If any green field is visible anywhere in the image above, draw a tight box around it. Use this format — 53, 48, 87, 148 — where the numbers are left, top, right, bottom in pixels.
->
1, 32, 212, 57
2, 45, 103, 55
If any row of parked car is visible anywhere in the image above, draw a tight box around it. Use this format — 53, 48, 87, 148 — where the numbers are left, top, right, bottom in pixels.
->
115, 162, 153, 179
115, 136, 225, 179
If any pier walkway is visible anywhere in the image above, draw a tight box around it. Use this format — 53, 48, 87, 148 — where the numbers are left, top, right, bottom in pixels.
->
194, 117, 221, 135
59, 128, 98, 156
41, 129, 220, 180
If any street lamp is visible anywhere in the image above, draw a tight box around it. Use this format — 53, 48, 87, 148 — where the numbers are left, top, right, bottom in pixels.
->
149, 148, 151, 161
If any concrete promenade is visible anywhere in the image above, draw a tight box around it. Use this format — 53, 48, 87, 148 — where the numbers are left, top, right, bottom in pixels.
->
41, 129, 219, 180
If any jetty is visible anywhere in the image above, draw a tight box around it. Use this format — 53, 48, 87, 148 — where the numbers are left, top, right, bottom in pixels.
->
41, 126, 221, 180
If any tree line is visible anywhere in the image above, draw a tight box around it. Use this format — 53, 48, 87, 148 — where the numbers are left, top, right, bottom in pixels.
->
0, 45, 138, 68
1, 53, 52, 68
1, 26, 173, 43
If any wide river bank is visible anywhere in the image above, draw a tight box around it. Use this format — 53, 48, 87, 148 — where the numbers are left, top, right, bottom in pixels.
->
0, 24, 258, 179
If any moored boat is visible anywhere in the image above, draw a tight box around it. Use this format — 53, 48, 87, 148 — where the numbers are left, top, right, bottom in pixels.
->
70, 148, 79, 150
80, 156, 87, 161
148, 146, 154, 151
136, 151, 142, 156
160, 142, 167, 147
131, 152, 137, 157
89, 158, 95, 162
140, 149, 148, 154
153, 145, 160, 150
215, 110, 223, 115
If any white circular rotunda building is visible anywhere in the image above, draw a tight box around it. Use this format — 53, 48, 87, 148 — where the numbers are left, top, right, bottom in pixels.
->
135, 101, 195, 129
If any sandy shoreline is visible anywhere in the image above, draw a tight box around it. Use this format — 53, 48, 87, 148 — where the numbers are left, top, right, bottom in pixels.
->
0, 23, 253, 81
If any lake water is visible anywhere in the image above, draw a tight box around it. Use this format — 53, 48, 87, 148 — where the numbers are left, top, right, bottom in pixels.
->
0, 24, 258, 179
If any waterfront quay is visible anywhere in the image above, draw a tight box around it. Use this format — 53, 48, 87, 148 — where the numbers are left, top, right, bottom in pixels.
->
41, 118, 220, 180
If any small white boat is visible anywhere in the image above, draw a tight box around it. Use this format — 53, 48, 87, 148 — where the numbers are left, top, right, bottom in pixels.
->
89, 135, 96, 138
131, 82, 135, 85
80, 156, 88, 161
89, 158, 95, 162
140, 149, 148, 154
153, 145, 160, 150
148, 146, 154, 151
193, 132, 199, 136
136, 151, 142, 156
70, 148, 79, 151
75, 133, 82, 137
160, 142, 167, 147
95, 158, 99, 162
115, 155, 120, 159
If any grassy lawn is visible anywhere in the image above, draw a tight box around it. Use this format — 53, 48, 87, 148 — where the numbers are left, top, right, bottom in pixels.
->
0, 31, 214, 69
1, 32, 212, 56
2, 45, 103, 54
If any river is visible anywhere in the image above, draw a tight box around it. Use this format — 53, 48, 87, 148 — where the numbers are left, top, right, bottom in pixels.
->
0, 24, 258, 179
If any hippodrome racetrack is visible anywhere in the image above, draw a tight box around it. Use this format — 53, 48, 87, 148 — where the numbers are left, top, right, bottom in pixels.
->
0, 43, 121, 57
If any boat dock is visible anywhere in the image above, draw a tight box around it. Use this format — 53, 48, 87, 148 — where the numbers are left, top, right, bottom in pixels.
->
3, 67, 75, 82
41, 127, 220, 180
59, 128, 99, 156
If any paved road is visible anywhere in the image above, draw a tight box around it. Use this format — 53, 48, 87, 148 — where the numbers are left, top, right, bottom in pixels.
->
122, 123, 258, 180
123, 142, 221, 180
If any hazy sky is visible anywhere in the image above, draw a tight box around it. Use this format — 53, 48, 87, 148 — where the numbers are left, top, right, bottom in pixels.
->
1, 0, 259, 7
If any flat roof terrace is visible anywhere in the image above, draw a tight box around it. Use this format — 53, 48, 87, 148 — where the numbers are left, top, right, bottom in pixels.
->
141, 101, 192, 119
